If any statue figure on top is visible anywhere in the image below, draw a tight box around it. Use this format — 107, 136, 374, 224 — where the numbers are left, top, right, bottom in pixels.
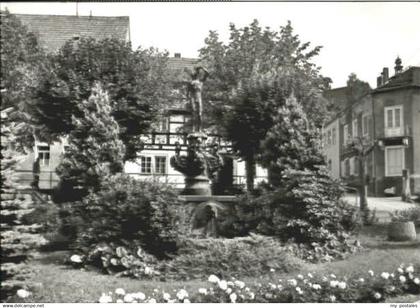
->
187, 66, 209, 132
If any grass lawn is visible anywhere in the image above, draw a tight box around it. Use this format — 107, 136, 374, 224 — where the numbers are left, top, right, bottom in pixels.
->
9, 224, 420, 303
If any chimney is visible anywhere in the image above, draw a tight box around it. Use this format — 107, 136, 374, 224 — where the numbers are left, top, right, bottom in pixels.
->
381, 67, 389, 84
377, 75, 382, 88
174, 53, 181, 58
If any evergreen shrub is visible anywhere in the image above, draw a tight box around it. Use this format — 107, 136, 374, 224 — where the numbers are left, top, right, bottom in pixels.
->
66, 174, 180, 259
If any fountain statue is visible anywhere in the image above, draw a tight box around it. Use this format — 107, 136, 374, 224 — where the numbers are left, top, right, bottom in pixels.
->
170, 66, 236, 237
170, 66, 222, 195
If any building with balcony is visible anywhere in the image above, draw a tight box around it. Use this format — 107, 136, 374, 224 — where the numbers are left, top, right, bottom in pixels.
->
323, 58, 420, 198
371, 60, 420, 196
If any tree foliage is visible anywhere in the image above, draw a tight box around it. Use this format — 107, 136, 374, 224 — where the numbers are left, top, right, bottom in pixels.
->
30, 37, 171, 159
54, 83, 125, 202
260, 94, 325, 187
0, 107, 44, 300
0, 10, 46, 149
199, 20, 332, 189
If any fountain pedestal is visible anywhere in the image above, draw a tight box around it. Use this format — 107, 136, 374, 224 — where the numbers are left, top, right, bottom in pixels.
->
170, 132, 236, 237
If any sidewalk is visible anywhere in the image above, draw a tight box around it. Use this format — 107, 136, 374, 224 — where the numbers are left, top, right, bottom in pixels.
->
343, 194, 418, 212
342, 194, 419, 223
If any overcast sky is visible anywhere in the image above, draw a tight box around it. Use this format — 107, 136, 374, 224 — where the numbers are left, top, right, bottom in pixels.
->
3, 1, 420, 88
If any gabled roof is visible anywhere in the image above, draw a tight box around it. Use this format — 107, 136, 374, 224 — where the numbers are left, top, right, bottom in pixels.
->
373, 66, 420, 94
14, 13, 130, 52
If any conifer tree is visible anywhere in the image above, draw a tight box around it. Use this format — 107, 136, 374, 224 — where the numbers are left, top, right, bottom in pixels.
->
260, 94, 325, 187
55, 83, 125, 201
0, 107, 44, 301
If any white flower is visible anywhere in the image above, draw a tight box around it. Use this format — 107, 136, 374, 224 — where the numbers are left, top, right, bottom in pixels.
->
70, 254, 83, 263
132, 292, 146, 301
380, 272, 390, 280
330, 280, 339, 288
389, 286, 396, 292
338, 282, 347, 289
270, 268, 276, 272
208, 275, 220, 284
123, 293, 135, 303
295, 287, 303, 295
226, 288, 232, 294
198, 288, 207, 295
330, 274, 336, 279
176, 289, 189, 300
358, 278, 365, 283
399, 275, 407, 283
277, 284, 283, 290
268, 283, 277, 290
234, 280, 245, 289
406, 265, 414, 273
163, 293, 171, 301
227, 281, 234, 287
144, 266, 153, 275
297, 274, 304, 280
218, 280, 228, 290
307, 273, 313, 278
390, 273, 395, 278
288, 279, 298, 287
230, 293, 238, 303
17, 289, 31, 299
249, 292, 255, 300
414, 278, 420, 285
184, 299, 191, 303
99, 293, 113, 303
374, 292, 381, 300
398, 268, 404, 274
329, 295, 336, 302
148, 298, 157, 303
115, 288, 125, 296
322, 276, 328, 282
368, 270, 374, 276
312, 284, 322, 290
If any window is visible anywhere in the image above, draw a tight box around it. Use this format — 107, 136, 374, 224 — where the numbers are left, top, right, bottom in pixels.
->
384, 105, 403, 137
155, 156, 167, 174
140, 156, 152, 174
385, 146, 405, 176
343, 124, 349, 145
344, 159, 350, 177
160, 118, 168, 132
362, 114, 369, 136
332, 128, 336, 145
327, 130, 332, 146
37, 145, 50, 166
352, 118, 358, 138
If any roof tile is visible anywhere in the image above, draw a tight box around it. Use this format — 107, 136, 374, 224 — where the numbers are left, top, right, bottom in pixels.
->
14, 13, 129, 52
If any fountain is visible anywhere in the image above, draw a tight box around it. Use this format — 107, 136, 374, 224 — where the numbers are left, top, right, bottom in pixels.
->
170, 66, 237, 237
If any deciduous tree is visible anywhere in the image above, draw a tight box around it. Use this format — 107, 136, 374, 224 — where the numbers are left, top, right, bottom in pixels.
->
199, 20, 331, 190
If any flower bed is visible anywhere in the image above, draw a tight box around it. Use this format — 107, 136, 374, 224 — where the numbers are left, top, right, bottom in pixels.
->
98, 264, 420, 303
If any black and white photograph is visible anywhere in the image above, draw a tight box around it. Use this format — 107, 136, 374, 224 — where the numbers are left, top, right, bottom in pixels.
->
1, 1, 420, 305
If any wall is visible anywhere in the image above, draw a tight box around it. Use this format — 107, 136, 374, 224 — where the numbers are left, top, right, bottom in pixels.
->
372, 88, 415, 196
411, 90, 420, 194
